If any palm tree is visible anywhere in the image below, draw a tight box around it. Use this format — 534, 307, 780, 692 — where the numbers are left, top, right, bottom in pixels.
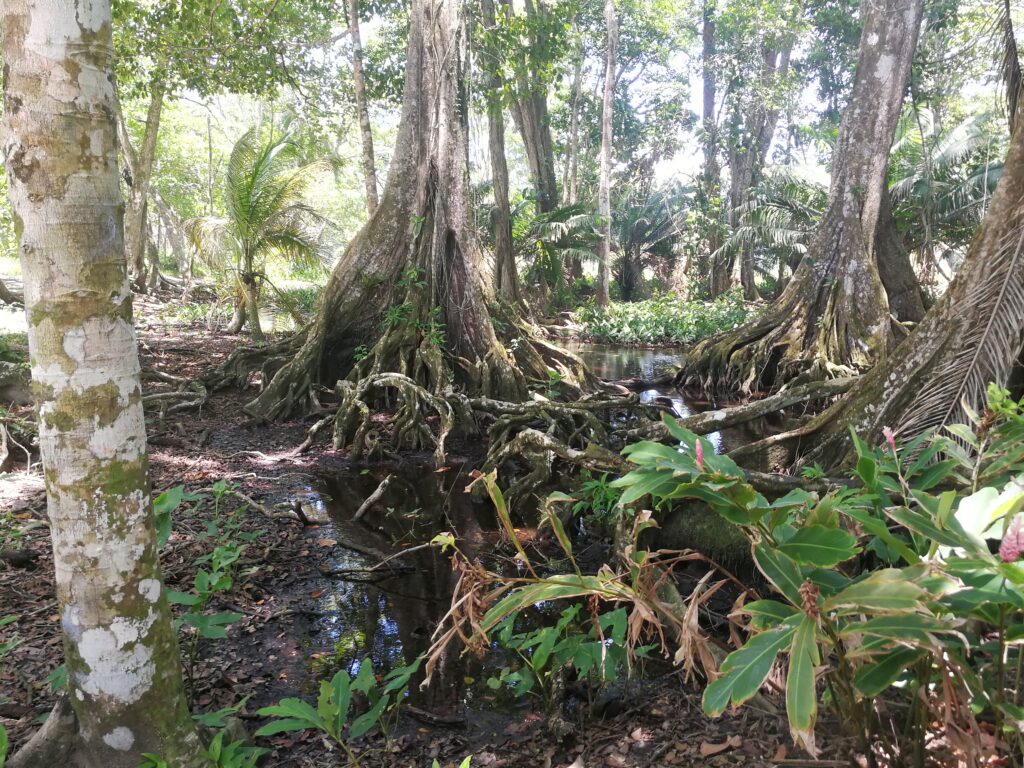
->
613, 184, 691, 301
187, 128, 330, 340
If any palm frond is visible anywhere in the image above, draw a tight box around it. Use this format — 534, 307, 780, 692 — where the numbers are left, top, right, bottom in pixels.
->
896, 223, 1024, 439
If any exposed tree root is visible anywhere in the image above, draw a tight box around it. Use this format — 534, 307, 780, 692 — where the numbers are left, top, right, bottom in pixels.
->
8, 697, 78, 768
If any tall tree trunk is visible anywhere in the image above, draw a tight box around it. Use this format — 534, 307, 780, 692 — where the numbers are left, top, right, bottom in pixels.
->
506, 0, 559, 214
723, 44, 792, 302
152, 190, 191, 279
1, 1, 204, 765
347, 0, 379, 215
800, 101, 1024, 469
679, 0, 924, 395
122, 83, 164, 294
595, 0, 617, 309
481, 0, 519, 303
703, 0, 730, 298
245, 0, 589, 421
564, 40, 585, 282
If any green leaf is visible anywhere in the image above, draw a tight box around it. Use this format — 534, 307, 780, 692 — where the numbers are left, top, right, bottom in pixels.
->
703, 620, 798, 716
329, 669, 353, 735
854, 647, 925, 696
823, 570, 926, 614
165, 590, 201, 607
777, 526, 859, 567
256, 698, 323, 729
349, 693, 389, 739
742, 600, 798, 628
786, 616, 820, 752
753, 543, 804, 605
253, 717, 319, 737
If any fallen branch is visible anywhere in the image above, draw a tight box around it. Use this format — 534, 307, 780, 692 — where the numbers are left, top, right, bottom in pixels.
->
353, 473, 394, 521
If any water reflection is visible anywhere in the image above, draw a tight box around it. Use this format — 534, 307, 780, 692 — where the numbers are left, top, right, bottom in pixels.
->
308, 465, 524, 722
563, 341, 761, 453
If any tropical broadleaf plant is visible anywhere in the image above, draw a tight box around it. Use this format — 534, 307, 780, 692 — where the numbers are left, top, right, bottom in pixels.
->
185, 128, 331, 340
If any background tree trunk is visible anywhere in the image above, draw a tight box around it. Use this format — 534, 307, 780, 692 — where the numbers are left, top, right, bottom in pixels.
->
595, 0, 617, 309
874, 186, 927, 323
481, 0, 519, 303
1, 1, 204, 764
679, 0, 925, 394
246, 0, 589, 421
122, 83, 164, 294
723, 45, 792, 302
703, 0, 730, 298
506, 0, 559, 214
347, 0, 379, 216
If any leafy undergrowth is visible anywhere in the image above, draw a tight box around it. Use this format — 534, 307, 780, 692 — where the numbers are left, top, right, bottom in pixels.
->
574, 290, 751, 346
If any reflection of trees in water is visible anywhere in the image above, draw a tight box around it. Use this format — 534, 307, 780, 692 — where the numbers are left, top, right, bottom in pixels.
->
318, 465, 489, 716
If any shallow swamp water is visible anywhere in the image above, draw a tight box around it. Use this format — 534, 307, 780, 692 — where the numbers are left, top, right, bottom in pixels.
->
285, 343, 766, 732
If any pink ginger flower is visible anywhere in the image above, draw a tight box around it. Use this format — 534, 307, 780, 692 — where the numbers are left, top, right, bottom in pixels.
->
695, 440, 704, 472
882, 426, 897, 456
1000, 516, 1024, 563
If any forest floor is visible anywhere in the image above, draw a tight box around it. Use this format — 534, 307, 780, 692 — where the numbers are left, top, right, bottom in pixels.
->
0, 300, 857, 768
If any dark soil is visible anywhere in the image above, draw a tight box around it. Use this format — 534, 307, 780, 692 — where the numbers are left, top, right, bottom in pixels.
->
0, 311, 855, 768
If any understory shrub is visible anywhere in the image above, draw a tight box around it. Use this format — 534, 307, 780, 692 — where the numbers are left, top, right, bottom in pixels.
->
615, 385, 1024, 763
575, 289, 750, 345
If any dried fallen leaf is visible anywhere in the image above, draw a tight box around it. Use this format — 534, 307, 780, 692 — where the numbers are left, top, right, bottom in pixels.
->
316, 538, 337, 547
773, 744, 788, 761
699, 735, 742, 757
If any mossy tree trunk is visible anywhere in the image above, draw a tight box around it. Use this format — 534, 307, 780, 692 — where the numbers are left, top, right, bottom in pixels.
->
246, 0, 589, 421
2, 1, 205, 765
679, 0, 925, 394
799, 102, 1024, 469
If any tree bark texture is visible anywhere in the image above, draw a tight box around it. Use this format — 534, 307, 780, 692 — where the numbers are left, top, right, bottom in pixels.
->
1, 1, 204, 765
802, 100, 1024, 469
122, 83, 164, 294
874, 186, 927, 323
679, 0, 925, 395
595, 0, 617, 309
246, 0, 589, 421
347, 0, 379, 216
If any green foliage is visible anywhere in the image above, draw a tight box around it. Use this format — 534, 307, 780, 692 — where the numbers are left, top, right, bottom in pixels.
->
486, 605, 652, 704
576, 290, 750, 345
163, 482, 261, 692
255, 658, 420, 765
616, 390, 1024, 759
549, 470, 622, 532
